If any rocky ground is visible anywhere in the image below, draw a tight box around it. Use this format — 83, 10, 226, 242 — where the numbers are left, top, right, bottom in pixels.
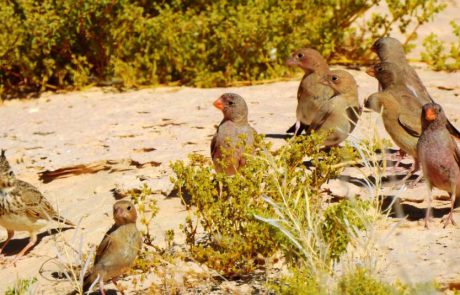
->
1, 1, 460, 294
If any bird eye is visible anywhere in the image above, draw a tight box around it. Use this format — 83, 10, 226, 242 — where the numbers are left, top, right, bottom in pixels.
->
331, 75, 338, 81
8, 171, 13, 176
127, 206, 131, 210
297, 53, 304, 58
228, 101, 234, 106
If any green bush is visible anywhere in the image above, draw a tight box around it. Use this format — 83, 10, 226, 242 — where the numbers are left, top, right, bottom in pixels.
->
422, 21, 460, 71
0, 0, 444, 98
170, 133, 363, 276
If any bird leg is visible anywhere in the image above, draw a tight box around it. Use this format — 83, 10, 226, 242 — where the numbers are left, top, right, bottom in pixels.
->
399, 161, 422, 188
425, 188, 433, 229
112, 277, 125, 295
390, 149, 407, 172
99, 279, 107, 295
443, 188, 457, 228
0, 230, 14, 256
11, 232, 37, 265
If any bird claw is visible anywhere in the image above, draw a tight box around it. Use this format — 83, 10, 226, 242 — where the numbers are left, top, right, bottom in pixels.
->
442, 214, 456, 228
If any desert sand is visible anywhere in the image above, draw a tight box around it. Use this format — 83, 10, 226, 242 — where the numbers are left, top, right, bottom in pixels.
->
1, 2, 460, 294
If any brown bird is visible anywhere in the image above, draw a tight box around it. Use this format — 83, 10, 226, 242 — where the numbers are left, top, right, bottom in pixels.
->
308, 70, 361, 146
372, 37, 460, 139
285, 48, 334, 135
417, 103, 460, 228
365, 63, 422, 182
0, 150, 75, 264
83, 200, 142, 295
211, 93, 256, 175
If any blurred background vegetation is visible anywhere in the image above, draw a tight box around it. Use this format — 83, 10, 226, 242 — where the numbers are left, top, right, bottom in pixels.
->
0, 0, 446, 98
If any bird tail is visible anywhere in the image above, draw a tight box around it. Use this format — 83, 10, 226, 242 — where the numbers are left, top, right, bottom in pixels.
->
52, 215, 76, 227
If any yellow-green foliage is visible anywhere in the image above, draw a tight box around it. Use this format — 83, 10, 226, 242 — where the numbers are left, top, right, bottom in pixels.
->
0, 0, 444, 97
126, 184, 159, 245
5, 277, 37, 295
170, 133, 362, 276
322, 199, 370, 260
422, 21, 460, 71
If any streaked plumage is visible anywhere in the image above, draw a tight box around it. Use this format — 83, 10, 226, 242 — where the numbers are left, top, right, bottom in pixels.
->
0, 150, 74, 263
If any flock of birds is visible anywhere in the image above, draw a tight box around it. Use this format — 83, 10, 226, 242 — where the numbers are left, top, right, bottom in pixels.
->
211, 37, 460, 229
0, 36, 458, 294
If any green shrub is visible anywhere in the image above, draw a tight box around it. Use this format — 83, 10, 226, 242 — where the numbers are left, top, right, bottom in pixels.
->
0, 0, 445, 98
422, 21, 460, 71
5, 277, 37, 295
322, 199, 370, 261
170, 133, 363, 276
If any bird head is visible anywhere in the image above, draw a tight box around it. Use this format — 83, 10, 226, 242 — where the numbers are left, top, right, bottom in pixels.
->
113, 200, 138, 225
213, 93, 248, 124
366, 62, 402, 89
371, 37, 406, 62
0, 150, 16, 190
320, 70, 357, 96
285, 48, 327, 74
421, 103, 446, 128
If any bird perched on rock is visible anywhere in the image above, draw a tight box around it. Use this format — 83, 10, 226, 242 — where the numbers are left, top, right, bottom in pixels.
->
365, 62, 422, 181
285, 48, 334, 135
211, 93, 256, 175
306, 69, 361, 146
372, 37, 460, 139
83, 200, 142, 295
417, 103, 460, 228
0, 150, 75, 263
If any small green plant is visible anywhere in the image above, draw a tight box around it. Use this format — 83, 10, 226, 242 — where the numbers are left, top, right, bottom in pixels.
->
5, 277, 37, 295
322, 199, 370, 261
170, 133, 358, 276
337, 268, 398, 295
422, 21, 460, 71
126, 183, 159, 245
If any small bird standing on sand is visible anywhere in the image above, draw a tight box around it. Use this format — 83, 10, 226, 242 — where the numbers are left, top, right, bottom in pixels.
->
372, 36, 460, 139
365, 62, 423, 182
417, 103, 460, 228
0, 150, 75, 264
83, 200, 142, 295
306, 69, 361, 146
285, 48, 334, 135
211, 93, 256, 175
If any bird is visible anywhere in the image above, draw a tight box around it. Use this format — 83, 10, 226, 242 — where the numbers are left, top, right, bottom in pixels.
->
372, 36, 460, 139
0, 149, 75, 264
417, 103, 460, 228
307, 69, 361, 146
83, 200, 142, 295
211, 93, 257, 175
365, 62, 422, 182
285, 48, 334, 135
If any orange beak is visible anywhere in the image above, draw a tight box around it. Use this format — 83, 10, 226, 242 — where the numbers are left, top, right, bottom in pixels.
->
425, 108, 437, 121
319, 75, 329, 86
213, 97, 224, 110
366, 66, 376, 77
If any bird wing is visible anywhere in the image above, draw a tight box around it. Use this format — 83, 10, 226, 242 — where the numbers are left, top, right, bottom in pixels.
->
453, 139, 460, 169
307, 108, 332, 132
210, 133, 218, 157
12, 180, 74, 226
94, 225, 118, 264
345, 105, 362, 133
397, 113, 421, 138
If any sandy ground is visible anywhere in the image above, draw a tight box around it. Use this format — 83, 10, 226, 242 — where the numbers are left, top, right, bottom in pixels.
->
1, 2, 460, 294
